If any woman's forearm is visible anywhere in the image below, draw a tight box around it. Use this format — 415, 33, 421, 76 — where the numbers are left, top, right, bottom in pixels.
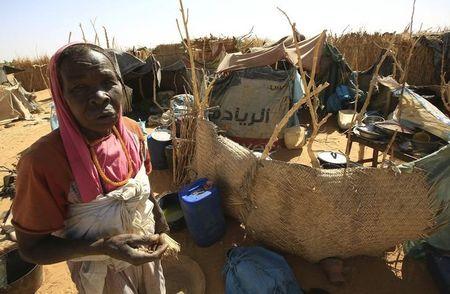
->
17, 232, 167, 266
149, 194, 170, 234
17, 233, 104, 265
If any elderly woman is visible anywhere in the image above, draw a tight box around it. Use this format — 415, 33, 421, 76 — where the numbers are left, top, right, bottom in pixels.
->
12, 43, 170, 294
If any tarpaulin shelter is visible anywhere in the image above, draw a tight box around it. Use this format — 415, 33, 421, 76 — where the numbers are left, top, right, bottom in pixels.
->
209, 66, 303, 150
159, 60, 191, 95
208, 32, 326, 149
110, 50, 161, 120
0, 66, 40, 123
379, 77, 450, 141
216, 31, 326, 73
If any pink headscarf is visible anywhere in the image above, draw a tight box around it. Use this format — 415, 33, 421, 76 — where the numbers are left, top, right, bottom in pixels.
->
49, 43, 142, 202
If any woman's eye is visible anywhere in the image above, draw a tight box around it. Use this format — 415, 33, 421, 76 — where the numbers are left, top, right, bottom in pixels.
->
71, 85, 88, 92
104, 80, 116, 86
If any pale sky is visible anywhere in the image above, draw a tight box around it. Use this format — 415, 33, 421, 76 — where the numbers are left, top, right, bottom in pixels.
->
1, 0, 449, 61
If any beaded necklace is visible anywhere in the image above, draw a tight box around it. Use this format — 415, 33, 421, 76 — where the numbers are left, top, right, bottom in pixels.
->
86, 126, 133, 187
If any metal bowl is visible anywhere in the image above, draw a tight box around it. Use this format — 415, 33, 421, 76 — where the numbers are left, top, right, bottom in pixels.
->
362, 115, 385, 125
355, 125, 384, 140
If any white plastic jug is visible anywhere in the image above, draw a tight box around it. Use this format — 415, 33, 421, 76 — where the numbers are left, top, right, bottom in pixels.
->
284, 126, 306, 150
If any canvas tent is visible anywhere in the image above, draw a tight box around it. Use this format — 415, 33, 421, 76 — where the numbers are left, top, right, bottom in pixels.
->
110, 50, 161, 120
209, 66, 302, 150
159, 60, 191, 95
216, 32, 325, 73
208, 32, 326, 149
0, 66, 40, 123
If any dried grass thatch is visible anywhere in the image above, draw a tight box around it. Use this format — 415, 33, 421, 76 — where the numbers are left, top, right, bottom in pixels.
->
153, 43, 185, 67
330, 32, 446, 86
10, 56, 50, 92
153, 35, 238, 69
235, 36, 269, 53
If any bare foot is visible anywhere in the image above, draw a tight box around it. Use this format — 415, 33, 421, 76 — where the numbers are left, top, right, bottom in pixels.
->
320, 257, 345, 285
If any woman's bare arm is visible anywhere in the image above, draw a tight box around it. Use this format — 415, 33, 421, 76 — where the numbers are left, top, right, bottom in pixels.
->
15, 231, 167, 265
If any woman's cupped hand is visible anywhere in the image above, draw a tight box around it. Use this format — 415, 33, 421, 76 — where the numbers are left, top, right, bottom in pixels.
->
99, 233, 168, 266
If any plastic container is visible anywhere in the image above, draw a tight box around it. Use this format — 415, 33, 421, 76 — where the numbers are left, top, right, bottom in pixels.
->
179, 178, 226, 247
147, 128, 171, 170
158, 192, 185, 232
284, 126, 306, 150
337, 109, 356, 130
50, 103, 59, 130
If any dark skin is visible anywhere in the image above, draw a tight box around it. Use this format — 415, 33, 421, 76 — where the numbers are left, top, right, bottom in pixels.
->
16, 49, 168, 266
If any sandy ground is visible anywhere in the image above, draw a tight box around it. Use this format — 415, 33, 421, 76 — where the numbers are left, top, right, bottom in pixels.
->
0, 90, 438, 293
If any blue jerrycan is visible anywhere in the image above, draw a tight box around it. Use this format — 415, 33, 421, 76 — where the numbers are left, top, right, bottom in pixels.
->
179, 178, 226, 247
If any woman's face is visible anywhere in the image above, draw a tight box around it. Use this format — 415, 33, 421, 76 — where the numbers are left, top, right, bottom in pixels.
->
59, 49, 123, 138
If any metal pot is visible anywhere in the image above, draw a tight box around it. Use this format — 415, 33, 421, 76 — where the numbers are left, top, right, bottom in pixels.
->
317, 151, 348, 169
0, 248, 43, 294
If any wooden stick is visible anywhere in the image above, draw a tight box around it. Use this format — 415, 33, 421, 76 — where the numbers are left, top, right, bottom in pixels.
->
170, 99, 177, 183
397, 0, 419, 120
103, 26, 110, 49
68, 31, 72, 44
381, 131, 397, 164
177, 0, 201, 115
33, 64, 49, 90
90, 18, 100, 46
149, 53, 164, 112
261, 83, 328, 159
345, 56, 361, 157
440, 40, 450, 113
79, 23, 87, 43
356, 36, 396, 124
277, 7, 329, 167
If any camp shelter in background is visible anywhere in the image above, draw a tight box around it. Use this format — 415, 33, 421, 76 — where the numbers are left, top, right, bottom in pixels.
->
208, 32, 326, 150
216, 32, 325, 74
153, 37, 239, 96
0, 65, 40, 123
109, 50, 161, 120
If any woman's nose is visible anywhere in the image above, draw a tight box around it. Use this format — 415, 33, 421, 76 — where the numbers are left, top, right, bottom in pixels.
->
89, 90, 111, 106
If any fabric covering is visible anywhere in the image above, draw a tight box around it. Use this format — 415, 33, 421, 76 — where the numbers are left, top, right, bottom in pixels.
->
209, 67, 300, 149
223, 246, 302, 294
216, 32, 326, 73
49, 43, 142, 202
62, 164, 164, 294
194, 120, 442, 262
400, 145, 450, 251
378, 77, 450, 141
0, 74, 39, 122
11, 117, 150, 235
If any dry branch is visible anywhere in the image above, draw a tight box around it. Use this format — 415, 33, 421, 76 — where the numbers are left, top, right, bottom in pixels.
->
261, 83, 329, 159
440, 41, 450, 113
276, 7, 329, 167
103, 26, 110, 49
381, 131, 398, 163
79, 23, 87, 43
177, 0, 201, 115
90, 18, 100, 46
